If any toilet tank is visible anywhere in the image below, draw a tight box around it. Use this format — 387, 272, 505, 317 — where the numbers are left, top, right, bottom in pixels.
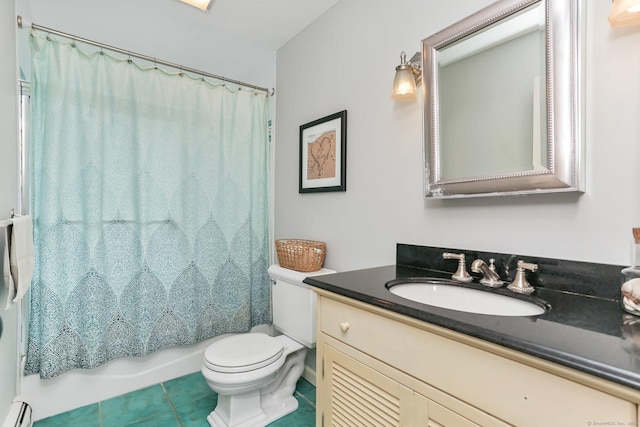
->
268, 264, 335, 348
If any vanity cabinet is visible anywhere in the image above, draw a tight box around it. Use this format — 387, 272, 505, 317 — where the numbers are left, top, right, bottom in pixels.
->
315, 289, 639, 427
322, 343, 492, 426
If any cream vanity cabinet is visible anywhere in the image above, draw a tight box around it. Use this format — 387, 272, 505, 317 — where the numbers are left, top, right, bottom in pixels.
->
314, 289, 640, 427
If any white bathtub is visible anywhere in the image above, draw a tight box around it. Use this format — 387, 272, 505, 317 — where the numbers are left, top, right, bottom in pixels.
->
18, 322, 322, 422
21, 333, 232, 421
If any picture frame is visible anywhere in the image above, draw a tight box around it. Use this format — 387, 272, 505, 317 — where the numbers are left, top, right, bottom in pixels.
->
299, 110, 347, 193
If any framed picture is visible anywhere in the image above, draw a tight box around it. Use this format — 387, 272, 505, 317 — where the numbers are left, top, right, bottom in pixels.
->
299, 110, 347, 193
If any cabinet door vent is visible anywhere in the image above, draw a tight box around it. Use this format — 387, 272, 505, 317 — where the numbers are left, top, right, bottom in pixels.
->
331, 362, 401, 426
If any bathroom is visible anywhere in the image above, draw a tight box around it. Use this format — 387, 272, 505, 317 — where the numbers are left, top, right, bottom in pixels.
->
1, 0, 640, 425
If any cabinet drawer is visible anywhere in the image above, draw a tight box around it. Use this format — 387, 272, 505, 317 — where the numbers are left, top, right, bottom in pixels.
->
319, 295, 636, 427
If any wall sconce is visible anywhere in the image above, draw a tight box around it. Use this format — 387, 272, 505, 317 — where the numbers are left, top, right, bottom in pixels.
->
179, 0, 212, 11
392, 51, 422, 101
609, 0, 640, 27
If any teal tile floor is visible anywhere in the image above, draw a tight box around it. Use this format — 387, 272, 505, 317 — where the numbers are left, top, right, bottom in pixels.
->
34, 373, 316, 427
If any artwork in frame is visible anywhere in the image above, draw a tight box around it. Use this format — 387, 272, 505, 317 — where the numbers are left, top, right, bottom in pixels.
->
299, 110, 347, 193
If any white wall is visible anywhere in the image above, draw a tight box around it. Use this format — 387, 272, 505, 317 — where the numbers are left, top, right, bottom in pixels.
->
0, 0, 20, 424
275, 0, 640, 272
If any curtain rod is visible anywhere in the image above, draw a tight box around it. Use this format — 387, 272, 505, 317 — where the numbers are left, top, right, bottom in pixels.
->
16, 15, 274, 96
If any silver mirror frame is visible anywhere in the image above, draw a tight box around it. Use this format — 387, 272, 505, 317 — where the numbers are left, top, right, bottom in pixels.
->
423, 0, 584, 198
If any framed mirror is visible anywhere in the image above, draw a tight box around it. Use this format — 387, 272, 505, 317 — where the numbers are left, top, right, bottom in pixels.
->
423, 0, 584, 198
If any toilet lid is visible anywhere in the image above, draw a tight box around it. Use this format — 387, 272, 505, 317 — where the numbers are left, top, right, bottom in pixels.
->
204, 333, 284, 373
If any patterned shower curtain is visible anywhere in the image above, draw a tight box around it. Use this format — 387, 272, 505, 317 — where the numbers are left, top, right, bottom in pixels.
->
25, 31, 271, 379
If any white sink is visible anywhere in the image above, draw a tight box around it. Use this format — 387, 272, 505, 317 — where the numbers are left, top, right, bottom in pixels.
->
387, 279, 546, 317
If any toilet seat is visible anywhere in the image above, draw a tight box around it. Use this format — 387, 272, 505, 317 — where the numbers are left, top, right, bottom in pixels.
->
204, 333, 284, 373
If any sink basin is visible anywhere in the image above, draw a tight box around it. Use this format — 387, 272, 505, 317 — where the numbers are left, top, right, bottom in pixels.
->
386, 278, 546, 317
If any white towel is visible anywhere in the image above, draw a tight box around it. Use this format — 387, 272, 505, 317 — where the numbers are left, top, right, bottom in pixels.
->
2, 220, 14, 306
2, 215, 34, 309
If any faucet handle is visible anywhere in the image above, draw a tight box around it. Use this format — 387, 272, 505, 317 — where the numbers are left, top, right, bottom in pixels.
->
443, 252, 473, 282
517, 260, 538, 272
507, 260, 538, 294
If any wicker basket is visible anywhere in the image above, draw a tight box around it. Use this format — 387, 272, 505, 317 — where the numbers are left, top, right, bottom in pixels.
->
275, 239, 326, 272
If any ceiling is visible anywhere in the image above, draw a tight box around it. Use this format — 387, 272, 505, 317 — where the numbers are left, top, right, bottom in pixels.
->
19, 0, 342, 88
196, 0, 343, 50
24, 0, 342, 52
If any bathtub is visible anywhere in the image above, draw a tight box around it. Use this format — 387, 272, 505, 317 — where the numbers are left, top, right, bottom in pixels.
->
20, 333, 228, 421
18, 322, 325, 422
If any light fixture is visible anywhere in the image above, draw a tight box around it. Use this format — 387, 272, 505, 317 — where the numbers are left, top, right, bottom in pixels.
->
179, 0, 212, 11
392, 51, 422, 101
609, 0, 640, 27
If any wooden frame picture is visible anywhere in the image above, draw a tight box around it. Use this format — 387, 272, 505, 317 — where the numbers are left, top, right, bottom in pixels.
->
299, 110, 347, 193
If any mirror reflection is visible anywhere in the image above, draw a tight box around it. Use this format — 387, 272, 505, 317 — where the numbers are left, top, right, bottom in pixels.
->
438, 3, 546, 180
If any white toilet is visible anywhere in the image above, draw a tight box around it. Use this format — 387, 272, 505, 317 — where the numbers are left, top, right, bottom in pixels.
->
201, 264, 335, 427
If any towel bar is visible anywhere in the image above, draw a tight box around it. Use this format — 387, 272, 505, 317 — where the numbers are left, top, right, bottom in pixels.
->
1, 209, 18, 227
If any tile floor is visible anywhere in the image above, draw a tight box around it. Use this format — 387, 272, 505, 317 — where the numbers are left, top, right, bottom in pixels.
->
33, 372, 316, 427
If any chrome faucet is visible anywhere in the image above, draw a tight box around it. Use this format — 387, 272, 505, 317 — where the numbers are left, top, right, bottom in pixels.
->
471, 258, 504, 288
442, 252, 473, 282
507, 260, 538, 294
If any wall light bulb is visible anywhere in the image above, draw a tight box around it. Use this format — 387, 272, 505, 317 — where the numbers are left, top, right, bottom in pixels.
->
609, 0, 640, 27
392, 68, 417, 100
179, 0, 211, 11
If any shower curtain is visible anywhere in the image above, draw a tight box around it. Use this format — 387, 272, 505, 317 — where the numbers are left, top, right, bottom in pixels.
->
25, 31, 271, 379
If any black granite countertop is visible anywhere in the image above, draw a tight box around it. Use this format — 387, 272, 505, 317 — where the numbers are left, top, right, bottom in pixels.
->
304, 260, 640, 392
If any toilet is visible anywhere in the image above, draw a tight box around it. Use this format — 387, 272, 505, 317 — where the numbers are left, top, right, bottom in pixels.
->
201, 264, 335, 427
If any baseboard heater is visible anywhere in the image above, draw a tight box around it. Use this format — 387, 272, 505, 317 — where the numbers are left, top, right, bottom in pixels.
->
3, 401, 32, 427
